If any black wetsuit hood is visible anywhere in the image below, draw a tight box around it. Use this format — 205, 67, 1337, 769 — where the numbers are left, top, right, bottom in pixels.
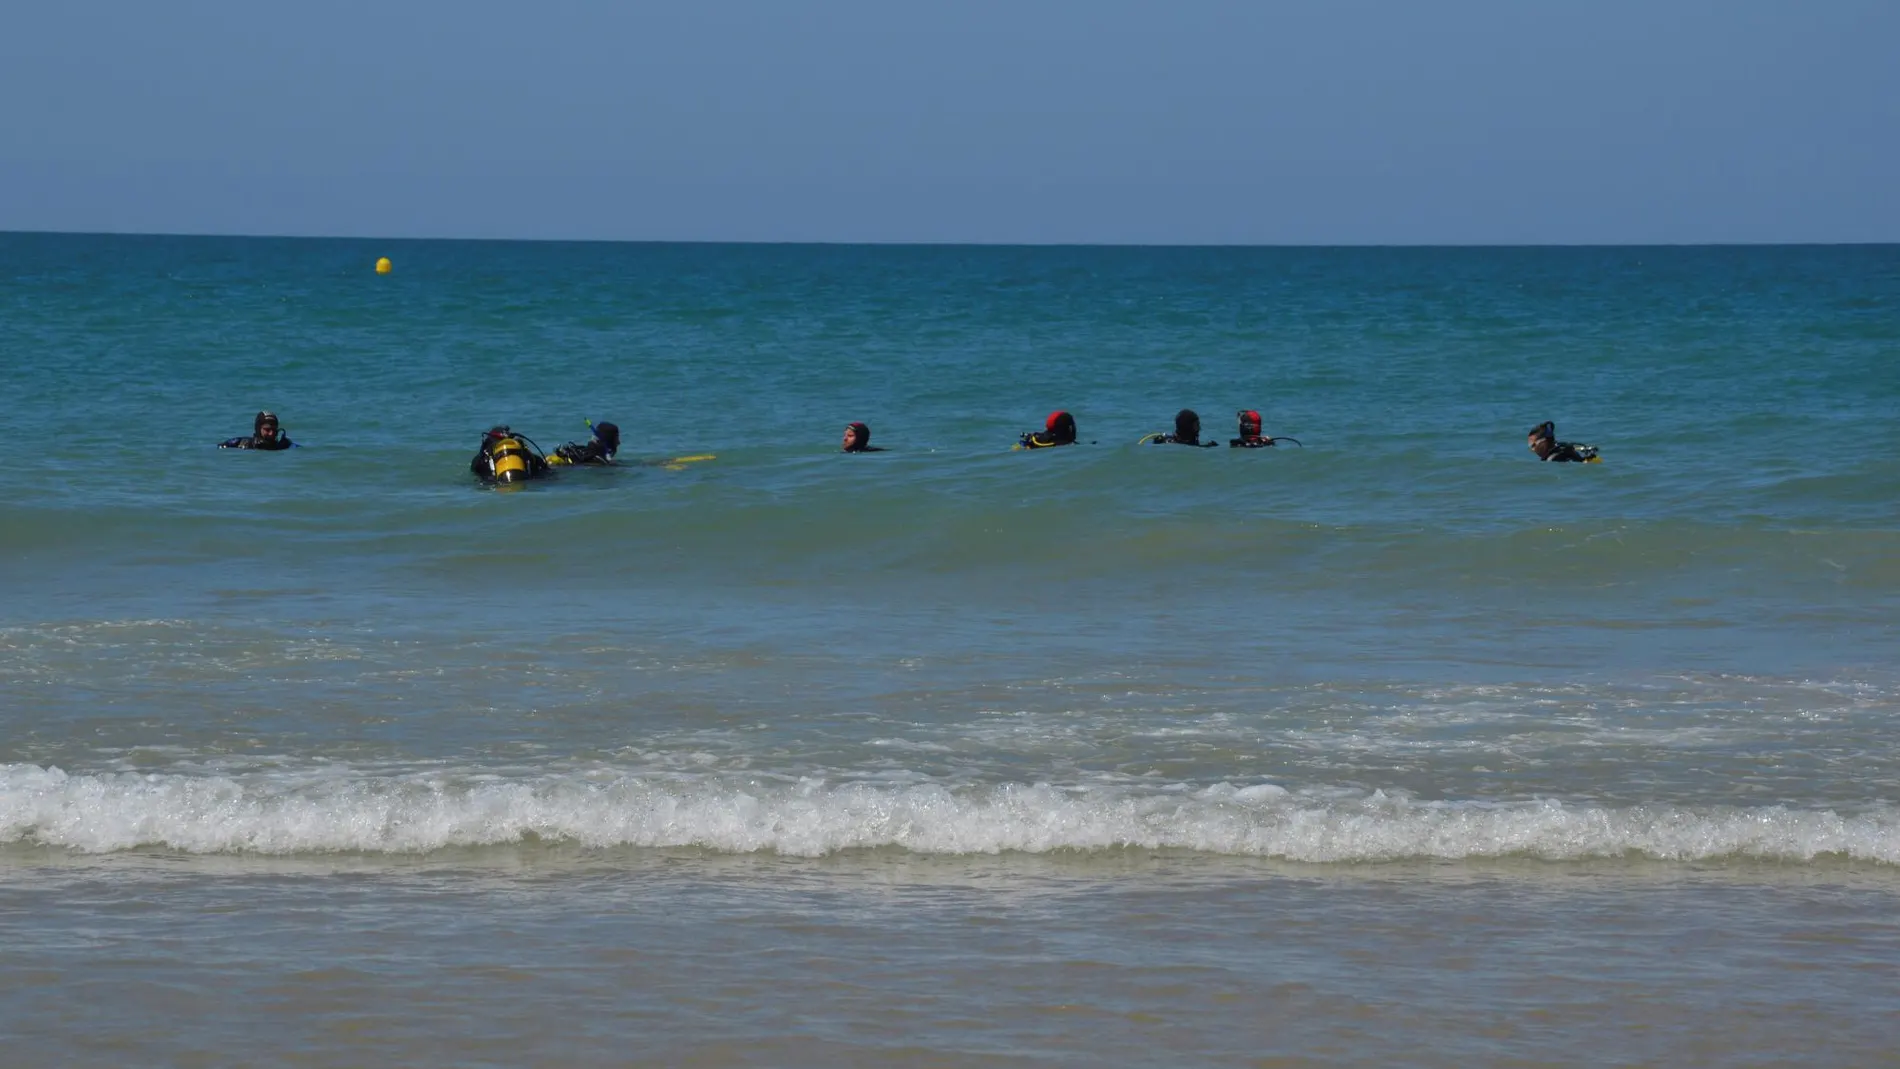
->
592, 421, 620, 457
219, 410, 293, 449
1173, 409, 1201, 445
1529, 420, 1595, 462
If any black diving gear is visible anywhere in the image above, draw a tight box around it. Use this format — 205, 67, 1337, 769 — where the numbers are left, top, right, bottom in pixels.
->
471, 425, 552, 482
842, 422, 885, 453
1528, 421, 1599, 463
1017, 410, 1078, 450
219, 411, 296, 450
1144, 408, 1217, 446
551, 420, 620, 465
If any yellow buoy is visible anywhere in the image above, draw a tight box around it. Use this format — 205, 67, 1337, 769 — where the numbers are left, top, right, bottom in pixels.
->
374, 257, 392, 274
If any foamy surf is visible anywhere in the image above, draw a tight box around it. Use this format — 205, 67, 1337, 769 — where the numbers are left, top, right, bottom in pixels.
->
4, 764, 1894, 863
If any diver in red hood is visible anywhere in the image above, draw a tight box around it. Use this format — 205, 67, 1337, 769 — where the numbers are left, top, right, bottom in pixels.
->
1229, 409, 1271, 448
1016, 410, 1079, 449
1229, 409, 1298, 448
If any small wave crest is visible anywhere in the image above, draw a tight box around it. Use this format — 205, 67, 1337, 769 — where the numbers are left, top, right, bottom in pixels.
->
4, 764, 1894, 863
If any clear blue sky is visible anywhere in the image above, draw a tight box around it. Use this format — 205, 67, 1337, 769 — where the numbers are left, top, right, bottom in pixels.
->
3, 1, 1895, 244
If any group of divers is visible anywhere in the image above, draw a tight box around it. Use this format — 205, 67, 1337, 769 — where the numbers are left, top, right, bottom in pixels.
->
218, 408, 1601, 482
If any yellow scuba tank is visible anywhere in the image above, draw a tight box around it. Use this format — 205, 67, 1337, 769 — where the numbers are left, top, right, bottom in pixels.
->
490, 436, 534, 481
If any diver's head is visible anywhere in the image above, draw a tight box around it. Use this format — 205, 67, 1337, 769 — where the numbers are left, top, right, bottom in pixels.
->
1237, 410, 1263, 439
592, 421, 620, 457
842, 422, 871, 452
1045, 410, 1077, 444
1174, 409, 1201, 443
254, 411, 280, 441
1528, 421, 1556, 458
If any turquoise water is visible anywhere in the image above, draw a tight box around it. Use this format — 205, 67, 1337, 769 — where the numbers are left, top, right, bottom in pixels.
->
3, 233, 1899, 1065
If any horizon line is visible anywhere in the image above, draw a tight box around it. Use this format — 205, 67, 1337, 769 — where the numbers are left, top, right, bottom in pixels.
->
3, 227, 1897, 251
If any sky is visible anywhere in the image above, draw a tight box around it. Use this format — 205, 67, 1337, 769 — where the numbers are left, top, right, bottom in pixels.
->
2, 0, 1896, 244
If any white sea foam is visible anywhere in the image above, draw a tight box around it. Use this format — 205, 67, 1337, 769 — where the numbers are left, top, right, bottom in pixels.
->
2, 763, 1895, 863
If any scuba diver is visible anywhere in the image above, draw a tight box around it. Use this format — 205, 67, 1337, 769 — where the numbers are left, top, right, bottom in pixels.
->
1229, 409, 1298, 448
1016, 410, 1079, 450
1527, 421, 1600, 463
1140, 409, 1217, 447
549, 420, 620, 465
218, 411, 296, 450
470, 425, 552, 482
841, 422, 885, 452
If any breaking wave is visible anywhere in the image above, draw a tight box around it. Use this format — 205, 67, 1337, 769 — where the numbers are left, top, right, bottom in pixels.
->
4, 764, 1895, 864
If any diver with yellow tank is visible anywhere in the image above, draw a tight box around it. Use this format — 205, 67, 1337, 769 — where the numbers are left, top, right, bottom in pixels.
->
470, 425, 552, 483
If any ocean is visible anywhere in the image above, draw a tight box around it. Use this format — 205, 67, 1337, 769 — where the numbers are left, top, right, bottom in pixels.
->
3, 233, 1898, 1066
